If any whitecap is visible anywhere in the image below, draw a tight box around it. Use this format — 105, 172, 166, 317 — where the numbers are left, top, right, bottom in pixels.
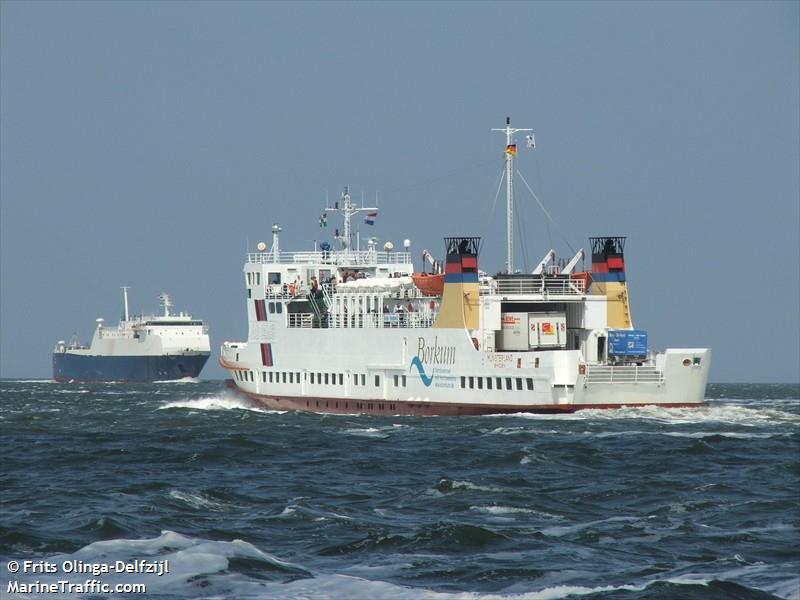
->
158, 395, 279, 413
168, 490, 229, 511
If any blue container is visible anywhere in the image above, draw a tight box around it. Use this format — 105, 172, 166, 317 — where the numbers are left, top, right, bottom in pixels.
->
608, 329, 648, 356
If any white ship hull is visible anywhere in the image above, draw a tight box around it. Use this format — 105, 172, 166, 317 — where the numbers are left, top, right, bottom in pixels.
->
222, 326, 710, 416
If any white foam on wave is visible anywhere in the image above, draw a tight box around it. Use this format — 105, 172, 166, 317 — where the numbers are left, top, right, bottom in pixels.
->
158, 394, 281, 414
168, 490, 230, 511
508, 403, 800, 426
155, 377, 200, 384
340, 427, 392, 439
470, 505, 563, 519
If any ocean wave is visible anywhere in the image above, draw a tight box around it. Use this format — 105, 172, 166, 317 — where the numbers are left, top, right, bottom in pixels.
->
158, 395, 279, 413
154, 377, 201, 384
508, 404, 800, 426
167, 490, 231, 511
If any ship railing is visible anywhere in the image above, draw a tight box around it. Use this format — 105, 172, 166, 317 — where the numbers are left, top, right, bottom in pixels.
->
494, 277, 586, 296
287, 311, 435, 329
246, 250, 412, 266
287, 313, 314, 328
584, 365, 664, 384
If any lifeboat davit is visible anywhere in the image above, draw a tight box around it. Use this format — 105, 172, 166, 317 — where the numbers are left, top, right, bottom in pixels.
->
411, 272, 445, 296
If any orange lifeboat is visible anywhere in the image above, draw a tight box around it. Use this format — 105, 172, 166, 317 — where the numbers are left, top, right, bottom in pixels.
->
412, 272, 445, 296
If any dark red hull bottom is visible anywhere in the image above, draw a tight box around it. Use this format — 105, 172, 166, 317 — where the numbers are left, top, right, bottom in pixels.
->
224, 380, 703, 416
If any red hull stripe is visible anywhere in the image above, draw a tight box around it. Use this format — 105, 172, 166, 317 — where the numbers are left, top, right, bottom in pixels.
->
223, 382, 704, 416
259, 343, 273, 367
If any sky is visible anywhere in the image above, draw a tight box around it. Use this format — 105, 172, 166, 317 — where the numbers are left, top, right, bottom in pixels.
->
1, 1, 798, 383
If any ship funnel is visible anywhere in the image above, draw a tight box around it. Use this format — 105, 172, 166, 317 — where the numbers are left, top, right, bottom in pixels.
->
432, 236, 481, 330
589, 236, 632, 328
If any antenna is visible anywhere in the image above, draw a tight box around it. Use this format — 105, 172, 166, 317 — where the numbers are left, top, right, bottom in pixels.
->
325, 186, 378, 252
492, 117, 534, 274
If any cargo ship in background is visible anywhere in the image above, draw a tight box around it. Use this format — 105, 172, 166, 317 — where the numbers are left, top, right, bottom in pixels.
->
53, 288, 211, 382
221, 118, 711, 415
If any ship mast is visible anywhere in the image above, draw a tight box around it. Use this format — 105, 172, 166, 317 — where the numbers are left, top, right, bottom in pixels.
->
326, 186, 377, 252
492, 117, 533, 274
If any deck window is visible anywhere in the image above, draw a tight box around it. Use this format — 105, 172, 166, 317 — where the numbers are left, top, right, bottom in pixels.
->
361, 374, 366, 386
282, 372, 286, 383
375, 375, 380, 387
268, 272, 281, 284
324, 373, 329, 384
516, 378, 522, 391
469, 376, 474, 389
505, 377, 512, 390
496, 377, 502, 390
526, 378, 534, 391
477, 378, 483, 390
487, 377, 492, 390
402, 375, 407, 387
339, 374, 344, 385
394, 375, 399, 387
354, 374, 359, 386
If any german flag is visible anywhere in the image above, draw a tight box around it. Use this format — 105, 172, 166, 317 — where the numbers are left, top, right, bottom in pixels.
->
505, 144, 517, 156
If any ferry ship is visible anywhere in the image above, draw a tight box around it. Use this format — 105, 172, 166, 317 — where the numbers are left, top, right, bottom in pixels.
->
53, 288, 211, 382
221, 119, 711, 415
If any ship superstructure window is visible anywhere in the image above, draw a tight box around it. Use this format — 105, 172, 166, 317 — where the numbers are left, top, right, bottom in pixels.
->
526, 378, 534, 391
460, 376, 465, 388
268, 272, 281, 284
324, 373, 329, 384
516, 378, 522, 391
338, 374, 343, 385
375, 375, 380, 387
469, 376, 474, 389
477, 378, 483, 390
361, 374, 366, 386
310, 373, 315, 384
297, 372, 301, 382
487, 378, 492, 390
402, 375, 407, 387
255, 272, 261, 286
496, 377, 502, 390
394, 375, 399, 387
353, 374, 358, 386
262, 372, 266, 383
282, 372, 287, 383
505, 377, 512, 390
289, 372, 294, 383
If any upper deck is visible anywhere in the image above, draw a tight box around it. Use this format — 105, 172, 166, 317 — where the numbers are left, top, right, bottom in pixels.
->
246, 250, 412, 267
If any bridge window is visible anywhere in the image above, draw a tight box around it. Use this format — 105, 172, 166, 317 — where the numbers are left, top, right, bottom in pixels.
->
268, 272, 281, 284
526, 378, 534, 391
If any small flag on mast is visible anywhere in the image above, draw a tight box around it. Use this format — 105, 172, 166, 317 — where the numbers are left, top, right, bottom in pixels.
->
505, 144, 517, 156
364, 211, 378, 226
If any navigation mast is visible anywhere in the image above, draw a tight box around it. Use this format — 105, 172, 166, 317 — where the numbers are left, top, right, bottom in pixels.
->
492, 117, 534, 274
326, 186, 377, 252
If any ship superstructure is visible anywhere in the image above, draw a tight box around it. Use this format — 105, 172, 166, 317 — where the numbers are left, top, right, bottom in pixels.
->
221, 121, 710, 415
53, 288, 211, 382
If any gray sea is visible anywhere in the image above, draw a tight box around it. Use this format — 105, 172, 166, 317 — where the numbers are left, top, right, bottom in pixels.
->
1, 381, 798, 599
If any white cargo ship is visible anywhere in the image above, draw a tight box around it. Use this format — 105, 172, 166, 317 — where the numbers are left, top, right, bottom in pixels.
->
53, 289, 211, 382
221, 119, 710, 415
